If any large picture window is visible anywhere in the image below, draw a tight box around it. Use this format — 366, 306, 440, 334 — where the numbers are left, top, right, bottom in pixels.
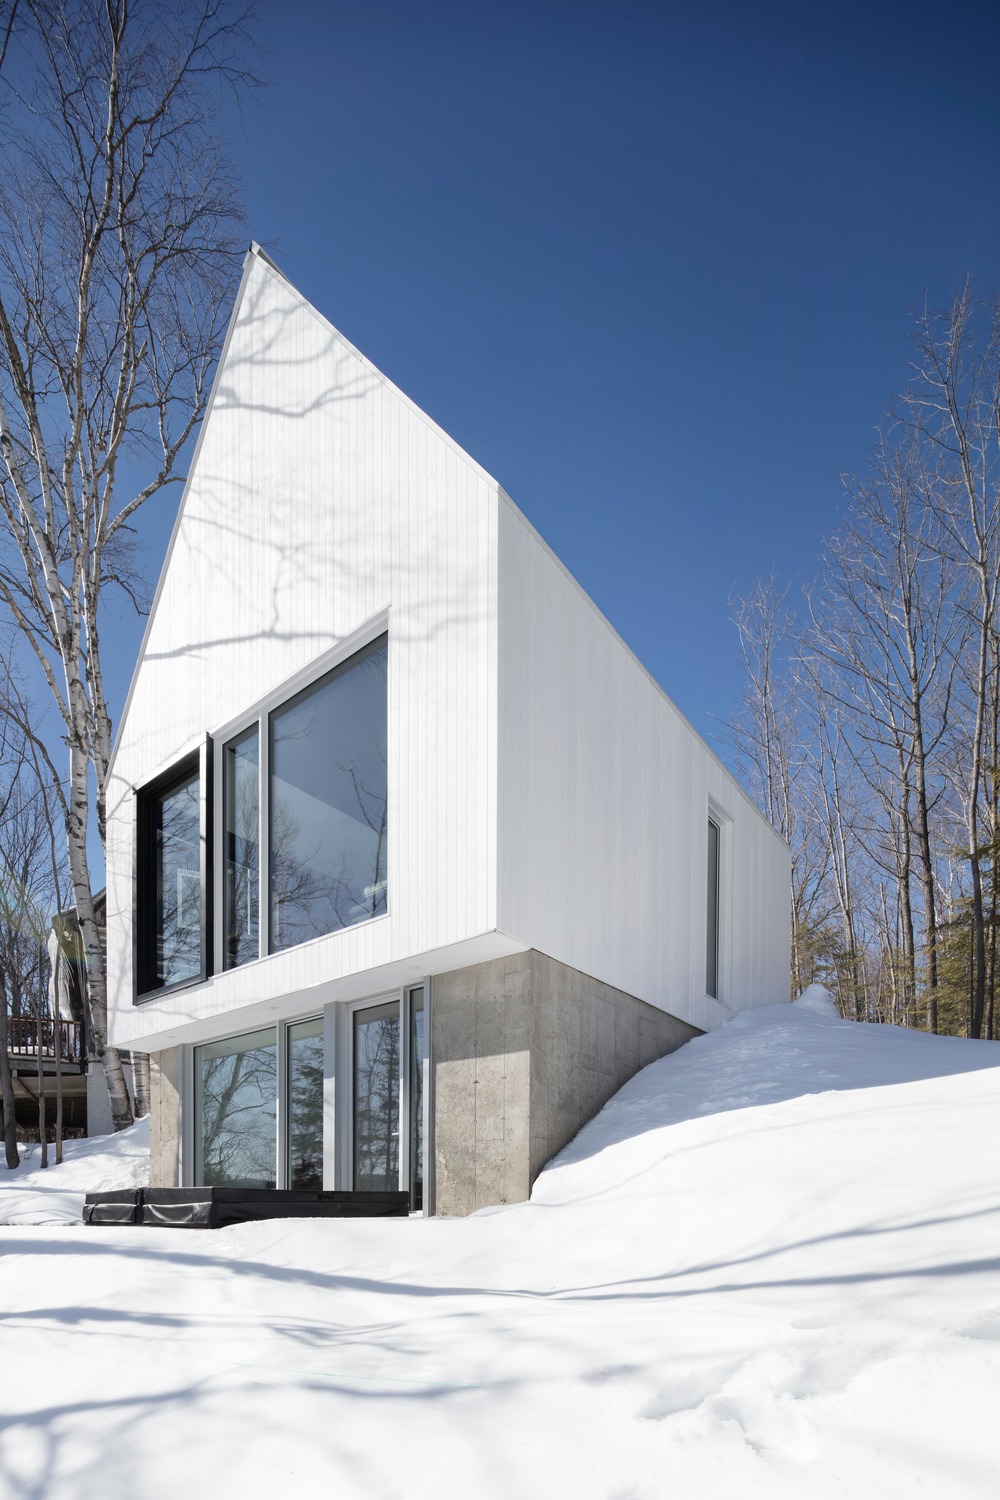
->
191, 987, 425, 1200
136, 749, 209, 996
136, 635, 387, 992
270, 636, 388, 951
217, 632, 388, 968
194, 1027, 278, 1187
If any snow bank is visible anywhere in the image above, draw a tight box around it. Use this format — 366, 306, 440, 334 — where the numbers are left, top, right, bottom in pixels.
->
0, 1116, 148, 1225
1, 1005, 998, 1500
792, 981, 841, 1016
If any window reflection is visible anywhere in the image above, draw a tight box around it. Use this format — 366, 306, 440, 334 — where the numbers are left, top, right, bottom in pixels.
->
287, 1017, 324, 1188
270, 636, 388, 951
409, 989, 424, 1210
353, 1002, 400, 1191
224, 727, 259, 969
154, 772, 201, 987
194, 1028, 277, 1187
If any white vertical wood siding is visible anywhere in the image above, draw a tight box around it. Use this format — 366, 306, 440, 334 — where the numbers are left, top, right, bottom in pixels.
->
106, 250, 789, 1053
496, 492, 791, 1035
106, 253, 500, 1047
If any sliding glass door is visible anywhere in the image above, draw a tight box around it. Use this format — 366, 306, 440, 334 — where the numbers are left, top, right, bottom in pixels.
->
351, 986, 426, 1203
192, 987, 428, 1201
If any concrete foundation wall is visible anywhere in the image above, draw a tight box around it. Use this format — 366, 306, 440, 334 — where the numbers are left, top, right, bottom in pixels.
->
432, 949, 698, 1215
148, 1048, 181, 1187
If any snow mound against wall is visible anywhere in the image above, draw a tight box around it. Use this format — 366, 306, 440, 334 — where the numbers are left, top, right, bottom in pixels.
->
792, 982, 841, 1017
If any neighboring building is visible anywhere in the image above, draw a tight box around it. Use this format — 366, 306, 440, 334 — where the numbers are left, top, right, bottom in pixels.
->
104, 246, 790, 1215
5, 896, 112, 1139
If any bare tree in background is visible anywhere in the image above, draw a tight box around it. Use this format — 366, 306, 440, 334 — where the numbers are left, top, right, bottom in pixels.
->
730, 577, 829, 996
809, 434, 960, 1030
730, 287, 999, 1039
904, 288, 1000, 1039
0, 0, 256, 1126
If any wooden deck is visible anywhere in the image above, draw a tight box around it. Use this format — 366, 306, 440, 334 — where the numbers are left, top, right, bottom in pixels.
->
7, 1016, 85, 1070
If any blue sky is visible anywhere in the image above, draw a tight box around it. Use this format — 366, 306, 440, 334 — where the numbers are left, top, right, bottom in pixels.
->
106, 0, 1000, 757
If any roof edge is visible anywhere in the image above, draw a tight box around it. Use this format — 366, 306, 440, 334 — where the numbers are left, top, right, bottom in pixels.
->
497, 487, 790, 852
242, 244, 501, 491
107, 245, 261, 779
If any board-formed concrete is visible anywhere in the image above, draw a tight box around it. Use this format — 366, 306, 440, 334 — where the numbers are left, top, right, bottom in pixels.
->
431, 949, 699, 1215
149, 1047, 181, 1187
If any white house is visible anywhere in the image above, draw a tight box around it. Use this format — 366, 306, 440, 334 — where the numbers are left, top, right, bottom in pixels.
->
104, 246, 790, 1215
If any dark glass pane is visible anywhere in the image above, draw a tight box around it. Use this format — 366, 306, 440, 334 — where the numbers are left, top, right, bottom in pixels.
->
224, 728, 259, 969
287, 1017, 324, 1189
154, 772, 201, 987
409, 989, 425, 1210
707, 818, 720, 999
270, 637, 388, 952
194, 1028, 277, 1187
353, 1002, 399, 1191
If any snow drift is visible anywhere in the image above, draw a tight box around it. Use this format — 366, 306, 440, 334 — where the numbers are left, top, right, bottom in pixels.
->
1, 997, 998, 1499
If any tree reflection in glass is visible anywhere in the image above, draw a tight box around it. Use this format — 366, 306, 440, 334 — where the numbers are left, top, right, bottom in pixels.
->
269, 636, 387, 952
154, 772, 200, 986
194, 1028, 277, 1187
409, 989, 425, 1209
223, 727, 259, 968
287, 1017, 324, 1188
353, 1002, 399, 1191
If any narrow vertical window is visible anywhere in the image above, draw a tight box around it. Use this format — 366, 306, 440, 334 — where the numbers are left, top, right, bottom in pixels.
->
137, 757, 203, 993
353, 1001, 400, 1191
409, 987, 425, 1210
223, 727, 259, 968
706, 817, 720, 999
287, 1017, 324, 1188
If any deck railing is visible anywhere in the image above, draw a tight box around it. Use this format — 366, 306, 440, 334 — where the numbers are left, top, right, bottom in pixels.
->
7, 1016, 84, 1064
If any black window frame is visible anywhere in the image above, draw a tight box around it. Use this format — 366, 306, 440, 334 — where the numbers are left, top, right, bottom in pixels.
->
134, 737, 213, 1002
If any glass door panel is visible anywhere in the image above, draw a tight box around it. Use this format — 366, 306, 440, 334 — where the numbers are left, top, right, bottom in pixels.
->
353, 1002, 400, 1191
287, 1017, 324, 1188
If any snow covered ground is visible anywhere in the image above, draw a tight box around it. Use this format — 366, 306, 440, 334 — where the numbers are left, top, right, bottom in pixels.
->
0, 1116, 149, 1227
1, 990, 998, 1499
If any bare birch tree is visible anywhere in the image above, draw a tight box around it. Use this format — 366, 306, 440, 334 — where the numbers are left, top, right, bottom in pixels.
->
0, 0, 256, 1126
729, 287, 999, 1038
809, 433, 961, 1030
730, 577, 830, 997
904, 288, 1000, 1038
0, 719, 62, 1162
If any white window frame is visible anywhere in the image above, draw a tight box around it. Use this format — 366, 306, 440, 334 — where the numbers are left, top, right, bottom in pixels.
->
333, 981, 431, 1209
184, 1016, 323, 1189
183, 976, 432, 1209
210, 609, 390, 974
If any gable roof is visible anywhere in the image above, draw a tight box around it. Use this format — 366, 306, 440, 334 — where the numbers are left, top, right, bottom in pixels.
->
108, 244, 498, 778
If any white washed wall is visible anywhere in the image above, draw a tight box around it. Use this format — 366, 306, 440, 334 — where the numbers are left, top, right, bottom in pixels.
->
495, 493, 791, 1035
106, 251, 501, 1049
